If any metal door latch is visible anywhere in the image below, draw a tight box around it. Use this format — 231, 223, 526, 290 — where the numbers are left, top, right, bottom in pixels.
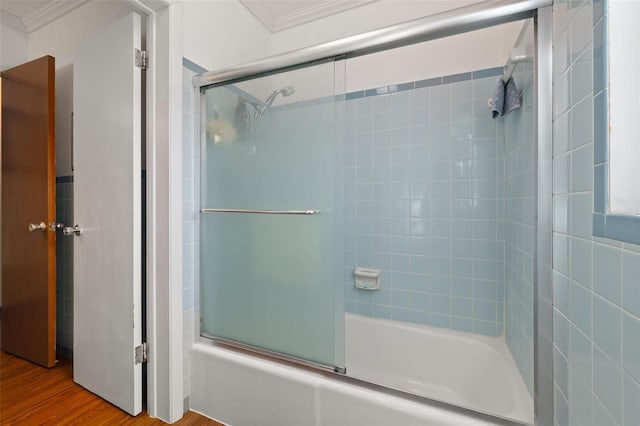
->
62, 225, 83, 236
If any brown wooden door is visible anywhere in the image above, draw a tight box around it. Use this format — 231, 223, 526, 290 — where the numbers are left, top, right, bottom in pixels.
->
1, 56, 56, 368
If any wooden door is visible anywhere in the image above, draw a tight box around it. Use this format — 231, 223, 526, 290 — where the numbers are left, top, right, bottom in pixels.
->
1, 56, 56, 368
73, 12, 143, 415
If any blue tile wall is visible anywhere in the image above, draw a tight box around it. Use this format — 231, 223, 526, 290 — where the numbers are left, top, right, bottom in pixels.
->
343, 68, 507, 337
504, 75, 535, 396
552, 1, 640, 425
55, 177, 73, 359
182, 61, 202, 403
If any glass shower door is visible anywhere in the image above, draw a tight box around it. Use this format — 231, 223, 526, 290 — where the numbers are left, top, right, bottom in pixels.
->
200, 61, 345, 370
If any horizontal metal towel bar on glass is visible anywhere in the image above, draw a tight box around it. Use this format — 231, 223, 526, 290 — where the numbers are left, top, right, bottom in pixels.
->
201, 208, 320, 215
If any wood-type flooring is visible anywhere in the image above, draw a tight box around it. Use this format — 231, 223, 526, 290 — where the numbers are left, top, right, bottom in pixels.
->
0, 351, 223, 425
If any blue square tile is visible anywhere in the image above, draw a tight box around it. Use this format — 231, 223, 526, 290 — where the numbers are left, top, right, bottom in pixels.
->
409, 291, 429, 311
593, 19, 608, 94
474, 280, 497, 301
570, 237, 592, 288
571, 46, 593, 104
592, 395, 619, 426
451, 316, 473, 332
570, 280, 592, 337
593, 243, 622, 304
554, 347, 570, 399
431, 313, 450, 329
624, 375, 640, 426
473, 300, 497, 321
430, 275, 450, 295
554, 310, 571, 357
623, 313, 640, 383
570, 4, 593, 62
429, 294, 450, 315
430, 257, 451, 276
570, 372, 593, 426
593, 346, 623, 424
594, 164, 608, 213
473, 320, 497, 336
594, 90, 609, 164
452, 277, 472, 297
451, 297, 472, 317
570, 97, 593, 149
622, 252, 640, 317
555, 387, 570, 426
593, 295, 622, 363
571, 144, 593, 193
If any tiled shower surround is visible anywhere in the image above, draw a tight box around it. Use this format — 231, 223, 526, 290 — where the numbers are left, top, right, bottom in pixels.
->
186, 63, 535, 401
504, 76, 535, 396
343, 68, 514, 338
56, 177, 74, 359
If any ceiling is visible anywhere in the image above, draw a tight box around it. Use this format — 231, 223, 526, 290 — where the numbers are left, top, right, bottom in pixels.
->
0, 0, 375, 34
239, 0, 377, 32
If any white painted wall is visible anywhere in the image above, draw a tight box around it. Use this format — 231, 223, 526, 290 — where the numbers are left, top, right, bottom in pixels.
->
270, 0, 478, 53
0, 14, 29, 71
271, 4, 523, 103
269, 0, 522, 95
27, 1, 135, 177
182, 0, 271, 72
185, 0, 522, 106
28, 1, 134, 67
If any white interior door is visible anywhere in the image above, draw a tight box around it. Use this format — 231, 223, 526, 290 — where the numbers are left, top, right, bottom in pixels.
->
72, 12, 142, 416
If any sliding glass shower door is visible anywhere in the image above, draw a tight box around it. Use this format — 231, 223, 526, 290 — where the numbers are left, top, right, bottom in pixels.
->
200, 61, 345, 370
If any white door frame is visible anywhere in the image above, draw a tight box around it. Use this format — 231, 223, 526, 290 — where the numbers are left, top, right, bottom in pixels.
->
126, 0, 184, 422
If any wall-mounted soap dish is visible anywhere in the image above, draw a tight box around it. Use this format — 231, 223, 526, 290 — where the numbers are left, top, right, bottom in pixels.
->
354, 267, 381, 290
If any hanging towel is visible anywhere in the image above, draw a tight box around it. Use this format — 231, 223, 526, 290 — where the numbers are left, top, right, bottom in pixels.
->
490, 79, 505, 119
503, 77, 521, 116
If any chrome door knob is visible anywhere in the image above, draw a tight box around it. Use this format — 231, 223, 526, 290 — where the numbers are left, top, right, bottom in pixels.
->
63, 225, 83, 236
49, 222, 64, 231
28, 222, 47, 232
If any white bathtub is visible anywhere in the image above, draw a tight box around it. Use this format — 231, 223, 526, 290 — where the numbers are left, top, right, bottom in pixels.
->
190, 314, 533, 426
346, 314, 533, 424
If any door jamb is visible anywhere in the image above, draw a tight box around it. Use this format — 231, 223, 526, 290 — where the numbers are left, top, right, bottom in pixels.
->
124, 0, 183, 422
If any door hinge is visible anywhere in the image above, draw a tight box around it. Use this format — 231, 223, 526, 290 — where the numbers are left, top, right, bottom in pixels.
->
135, 49, 148, 70
135, 342, 148, 364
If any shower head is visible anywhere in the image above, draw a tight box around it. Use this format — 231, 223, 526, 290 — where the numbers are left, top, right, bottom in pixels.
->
263, 86, 296, 108
250, 86, 297, 132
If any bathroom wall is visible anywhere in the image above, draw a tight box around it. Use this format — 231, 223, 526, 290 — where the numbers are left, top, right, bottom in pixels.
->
182, 62, 200, 407
504, 74, 535, 396
0, 13, 28, 70
182, 1, 521, 98
552, 0, 640, 424
27, 1, 133, 67
343, 68, 507, 336
182, 0, 271, 72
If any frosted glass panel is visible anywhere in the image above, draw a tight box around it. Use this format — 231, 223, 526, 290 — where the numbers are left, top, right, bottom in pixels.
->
200, 62, 344, 369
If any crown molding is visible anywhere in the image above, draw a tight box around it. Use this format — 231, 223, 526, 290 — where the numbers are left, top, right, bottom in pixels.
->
22, 0, 90, 33
273, 0, 377, 32
240, 0, 377, 33
238, 0, 274, 31
1, 10, 27, 33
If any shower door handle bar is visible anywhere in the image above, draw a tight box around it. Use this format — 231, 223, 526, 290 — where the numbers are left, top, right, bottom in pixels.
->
201, 208, 320, 215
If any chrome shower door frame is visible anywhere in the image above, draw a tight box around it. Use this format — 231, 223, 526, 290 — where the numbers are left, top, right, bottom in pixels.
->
193, 1, 554, 424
